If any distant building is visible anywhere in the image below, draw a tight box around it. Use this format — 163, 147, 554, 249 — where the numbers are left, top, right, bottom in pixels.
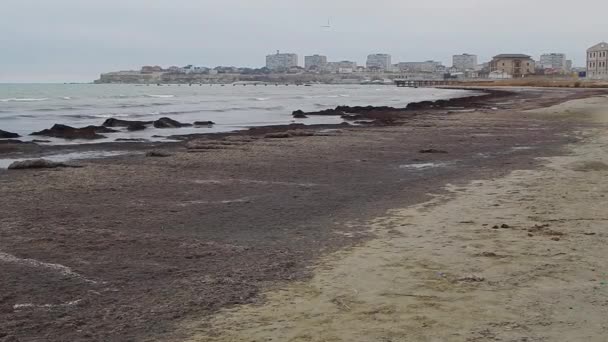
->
141, 65, 163, 74
304, 55, 328, 71
366, 54, 392, 71
490, 54, 535, 78
266, 51, 298, 71
326, 61, 358, 73
587, 42, 608, 80
397, 61, 443, 73
539, 53, 568, 73
452, 54, 478, 71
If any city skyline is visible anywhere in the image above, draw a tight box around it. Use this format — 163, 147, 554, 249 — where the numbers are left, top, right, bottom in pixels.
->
2, 0, 608, 82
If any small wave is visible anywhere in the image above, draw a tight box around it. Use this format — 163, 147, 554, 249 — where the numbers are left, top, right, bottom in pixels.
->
0, 98, 49, 102
61, 97, 72, 100
146, 94, 175, 98
254, 97, 270, 101
61, 114, 101, 119
339, 94, 350, 97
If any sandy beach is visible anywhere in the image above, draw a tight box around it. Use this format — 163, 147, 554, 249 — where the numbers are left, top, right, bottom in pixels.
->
1, 87, 608, 341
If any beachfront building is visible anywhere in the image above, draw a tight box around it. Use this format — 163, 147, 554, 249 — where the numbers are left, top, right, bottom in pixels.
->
490, 54, 535, 78
587, 42, 608, 80
397, 61, 443, 73
452, 54, 478, 71
539, 53, 568, 73
366, 54, 392, 71
304, 55, 328, 71
326, 61, 358, 74
266, 51, 299, 71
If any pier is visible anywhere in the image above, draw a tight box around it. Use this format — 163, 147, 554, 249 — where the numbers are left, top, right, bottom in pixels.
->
394, 79, 458, 88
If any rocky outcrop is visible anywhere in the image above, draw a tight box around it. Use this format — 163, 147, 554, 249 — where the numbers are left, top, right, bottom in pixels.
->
0, 130, 20, 139
102, 118, 153, 128
292, 110, 308, 119
7, 159, 80, 170
153, 117, 193, 128
30, 124, 114, 140
127, 123, 148, 131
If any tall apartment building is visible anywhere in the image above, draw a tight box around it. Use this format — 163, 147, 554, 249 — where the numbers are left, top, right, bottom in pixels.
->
265, 51, 298, 71
366, 54, 392, 71
587, 42, 608, 80
304, 55, 328, 70
452, 54, 478, 71
490, 54, 535, 77
539, 53, 568, 72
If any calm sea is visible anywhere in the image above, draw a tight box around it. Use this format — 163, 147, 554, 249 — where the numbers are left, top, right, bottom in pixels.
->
0, 84, 474, 144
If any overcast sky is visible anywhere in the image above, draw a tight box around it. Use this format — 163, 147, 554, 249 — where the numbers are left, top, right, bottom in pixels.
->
1, 0, 607, 83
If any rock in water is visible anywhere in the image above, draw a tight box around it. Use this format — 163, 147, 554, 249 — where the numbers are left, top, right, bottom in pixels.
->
30, 124, 109, 140
292, 110, 308, 119
0, 129, 20, 139
127, 123, 148, 131
153, 117, 193, 129
7, 159, 78, 170
193, 121, 215, 127
102, 118, 153, 127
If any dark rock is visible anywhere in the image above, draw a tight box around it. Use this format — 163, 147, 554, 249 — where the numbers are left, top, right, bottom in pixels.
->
153, 117, 193, 129
82, 125, 119, 133
194, 121, 216, 126
146, 150, 172, 158
501, 224, 511, 229
0, 139, 28, 144
32, 139, 51, 143
30, 124, 108, 140
292, 110, 308, 119
0, 129, 20, 139
102, 118, 153, 128
265, 132, 291, 139
7, 159, 81, 170
354, 120, 375, 125
127, 123, 147, 131
419, 149, 448, 154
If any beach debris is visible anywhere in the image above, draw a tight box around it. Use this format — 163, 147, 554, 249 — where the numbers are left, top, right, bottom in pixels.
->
153, 117, 193, 129
194, 121, 216, 127
419, 149, 448, 154
7, 159, 81, 170
146, 151, 172, 158
457, 275, 485, 283
292, 110, 308, 119
265, 132, 291, 139
0, 129, 20, 139
30, 124, 114, 140
102, 118, 153, 128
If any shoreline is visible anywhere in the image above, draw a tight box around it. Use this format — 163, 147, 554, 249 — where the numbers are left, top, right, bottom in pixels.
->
1, 87, 607, 341
0, 88, 507, 167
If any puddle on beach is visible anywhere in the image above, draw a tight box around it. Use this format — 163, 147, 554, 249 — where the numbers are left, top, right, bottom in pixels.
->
0, 150, 133, 169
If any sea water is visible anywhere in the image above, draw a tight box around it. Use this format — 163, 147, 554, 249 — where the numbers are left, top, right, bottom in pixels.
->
0, 84, 476, 145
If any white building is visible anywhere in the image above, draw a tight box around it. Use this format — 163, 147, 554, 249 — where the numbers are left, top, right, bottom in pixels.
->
326, 61, 358, 73
304, 55, 328, 70
266, 51, 298, 71
540, 53, 568, 72
587, 42, 608, 80
452, 54, 478, 71
397, 61, 443, 73
366, 54, 392, 71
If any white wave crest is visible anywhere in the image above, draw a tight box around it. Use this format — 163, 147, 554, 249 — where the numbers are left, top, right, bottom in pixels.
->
0, 98, 49, 102
145, 94, 175, 98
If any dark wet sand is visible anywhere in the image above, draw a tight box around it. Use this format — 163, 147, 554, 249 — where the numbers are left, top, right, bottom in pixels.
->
0, 87, 606, 341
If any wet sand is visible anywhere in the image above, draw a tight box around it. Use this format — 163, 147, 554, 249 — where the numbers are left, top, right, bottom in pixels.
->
1, 88, 607, 341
